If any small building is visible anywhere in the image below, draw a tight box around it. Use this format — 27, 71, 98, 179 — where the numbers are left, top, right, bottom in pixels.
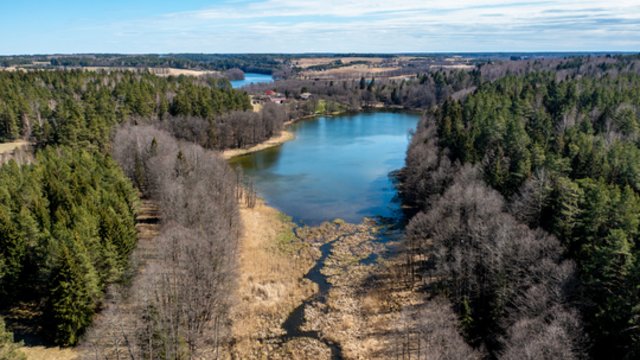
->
250, 94, 269, 105
270, 96, 287, 104
261, 90, 286, 104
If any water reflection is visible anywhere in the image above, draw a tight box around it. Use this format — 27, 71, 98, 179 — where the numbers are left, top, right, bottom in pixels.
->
230, 112, 420, 225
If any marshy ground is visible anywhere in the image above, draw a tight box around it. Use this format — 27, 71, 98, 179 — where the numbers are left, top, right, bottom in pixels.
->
230, 200, 422, 360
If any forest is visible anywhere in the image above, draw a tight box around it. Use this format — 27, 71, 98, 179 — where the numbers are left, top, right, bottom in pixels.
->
0, 147, 138, 345
401, 65, 640, 358
2, 55, 640, 359
0, 70, 294, 151
243, 55, 640, 117
0, 54, 283, 75
244, 69, 477, 111
0, 69, 273, 350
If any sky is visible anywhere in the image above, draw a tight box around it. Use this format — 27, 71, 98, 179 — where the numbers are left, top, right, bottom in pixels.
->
1, 0, 639, 54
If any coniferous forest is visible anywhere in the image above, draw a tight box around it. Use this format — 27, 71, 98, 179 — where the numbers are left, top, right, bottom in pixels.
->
402, 68, 640, 358
0, 70, 251, 144
0, 70, 258, 347
0, 55, 640, 359
3, 0, 640, 358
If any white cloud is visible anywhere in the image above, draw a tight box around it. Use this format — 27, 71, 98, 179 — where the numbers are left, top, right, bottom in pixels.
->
46, 0, 640, 53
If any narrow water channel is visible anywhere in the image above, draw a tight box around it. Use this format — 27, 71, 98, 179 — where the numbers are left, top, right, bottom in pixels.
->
281, 236, 344, 359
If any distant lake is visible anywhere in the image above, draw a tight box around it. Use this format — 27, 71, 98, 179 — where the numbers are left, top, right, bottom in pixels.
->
230, 112, 420, 225
231, 73, 274, 88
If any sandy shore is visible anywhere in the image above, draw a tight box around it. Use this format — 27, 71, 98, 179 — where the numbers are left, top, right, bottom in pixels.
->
222, 131, 295, 160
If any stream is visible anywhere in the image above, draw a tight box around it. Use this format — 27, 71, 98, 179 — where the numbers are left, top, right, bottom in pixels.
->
280, 222, 400, 359
281, 236, 344, 359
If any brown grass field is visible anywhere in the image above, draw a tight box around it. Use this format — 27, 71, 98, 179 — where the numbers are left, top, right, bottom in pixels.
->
229, 198, 320, 358
300, 64, 401, 80
293, 57, 386, 69
19, 346, 78, 360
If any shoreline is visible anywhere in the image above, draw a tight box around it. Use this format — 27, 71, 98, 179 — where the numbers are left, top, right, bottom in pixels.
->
222, 130, 295, 160
222, 106, 422, 160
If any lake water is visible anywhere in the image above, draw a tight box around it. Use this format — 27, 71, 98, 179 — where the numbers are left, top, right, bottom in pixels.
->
230, 72, 274, 88
230, 112, 420, 225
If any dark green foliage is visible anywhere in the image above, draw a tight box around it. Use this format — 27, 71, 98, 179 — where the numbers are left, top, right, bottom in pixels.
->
44, 54, 281, 74
48, 242, 96, 346
409, 71, 640, 358
0, 70, 250, 147
435, 73, 640, 195
0, 148, 138, 345
0, 70, 250, 348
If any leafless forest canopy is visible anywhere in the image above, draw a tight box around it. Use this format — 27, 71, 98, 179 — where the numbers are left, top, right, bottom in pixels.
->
83, 125, 243, 358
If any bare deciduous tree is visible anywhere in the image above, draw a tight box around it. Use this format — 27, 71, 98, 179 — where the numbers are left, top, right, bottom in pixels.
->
84, 125, 240, 359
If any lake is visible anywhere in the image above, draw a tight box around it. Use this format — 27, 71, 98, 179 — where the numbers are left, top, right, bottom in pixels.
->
231, 72, 274, 88
230, 112, 420, 225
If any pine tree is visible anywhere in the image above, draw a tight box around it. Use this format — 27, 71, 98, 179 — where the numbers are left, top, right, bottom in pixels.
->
582, 229, 635, 349
48, 241, 95, 346
551, 177, 583, 247
0, 206, 24, 300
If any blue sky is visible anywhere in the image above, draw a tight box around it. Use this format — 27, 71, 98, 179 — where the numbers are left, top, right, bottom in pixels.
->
1, 0, 639, 54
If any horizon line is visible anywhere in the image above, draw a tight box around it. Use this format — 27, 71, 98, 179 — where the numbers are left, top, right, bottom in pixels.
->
1, 51, 639, 57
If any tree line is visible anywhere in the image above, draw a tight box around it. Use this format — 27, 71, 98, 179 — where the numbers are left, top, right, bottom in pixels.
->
244, 69, 478, 112
400, 65, 640, 358
160, 102, 288, 150
0, 70, 251, 146
244, 55, 640, 117
0, 70, 294, 152
0, 54, 282, 75
0, 69, 264, 349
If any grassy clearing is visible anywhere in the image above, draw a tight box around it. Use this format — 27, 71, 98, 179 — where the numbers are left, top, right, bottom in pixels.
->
0, 140, 29, 155
20, 346, 77, 360
273, 210, 300, 254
